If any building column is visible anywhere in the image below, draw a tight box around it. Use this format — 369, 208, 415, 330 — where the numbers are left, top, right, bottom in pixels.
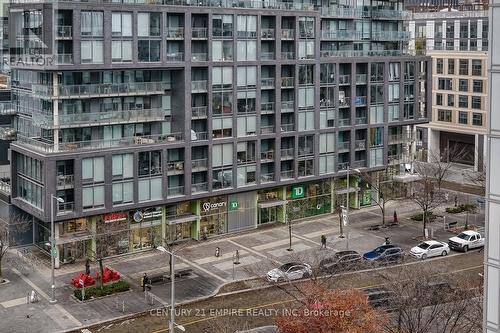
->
474, 133, 479, 172
191, 200, 200, 240
52, 72, 59, 152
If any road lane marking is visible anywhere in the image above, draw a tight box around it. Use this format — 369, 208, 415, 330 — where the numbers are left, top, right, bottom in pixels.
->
0, 297, 26, 308
226, 239, 283, 265
194, 250, 248, 265
177, 257, 228, 283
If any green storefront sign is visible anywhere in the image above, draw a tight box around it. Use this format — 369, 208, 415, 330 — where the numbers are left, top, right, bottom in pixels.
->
229, 201, 239, 210
291, 186, 305, 199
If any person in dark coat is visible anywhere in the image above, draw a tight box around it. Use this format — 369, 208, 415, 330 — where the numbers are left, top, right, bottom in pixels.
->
85, 259, 90, 276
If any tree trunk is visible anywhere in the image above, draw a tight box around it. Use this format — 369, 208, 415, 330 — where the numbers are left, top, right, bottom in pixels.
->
423, 210, 427, 238
0, 258, 3, 281
98, 258, 104, 289
381, 203, 386, 227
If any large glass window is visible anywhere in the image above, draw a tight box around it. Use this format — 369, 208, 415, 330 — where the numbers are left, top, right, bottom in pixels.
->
138, 151, 162, 176
237, 41, 256, 61
81, 11, 103, 37
138, 12, 161, 37
112, 182, 133, 205
82, 157, 104, 182
82, 186, 105, 209
112, 154, 133, 179
112, 41, 132, 62
138, 40, 161, 62
237, 15, 257, 38
81, 40, 103, 64
138, 178, 162, 202
212, 15, 233, 37
237, 66, 257, 89
212, 41, 233, 61
112, 12, 132, 37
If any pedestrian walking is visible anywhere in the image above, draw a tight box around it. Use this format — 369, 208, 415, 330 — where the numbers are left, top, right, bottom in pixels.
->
85, 259, 90, 276
384, 237, 391, 245
393, 211, 398, 224
454, 195, 458, 207
321, 235, 327, 249
142, 273, 151, 292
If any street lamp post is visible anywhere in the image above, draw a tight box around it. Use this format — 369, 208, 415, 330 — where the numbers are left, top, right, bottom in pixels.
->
344, 166, 360, 250
285, 200, 293, 251
157, 246, 185, 333
49, 195, 64, 304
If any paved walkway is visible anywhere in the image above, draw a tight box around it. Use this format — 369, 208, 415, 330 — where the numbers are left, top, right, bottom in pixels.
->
0, 195, 484, 333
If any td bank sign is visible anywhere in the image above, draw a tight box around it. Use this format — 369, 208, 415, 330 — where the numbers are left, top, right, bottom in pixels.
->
291, 186, 305, 199
202, 200, 239, 212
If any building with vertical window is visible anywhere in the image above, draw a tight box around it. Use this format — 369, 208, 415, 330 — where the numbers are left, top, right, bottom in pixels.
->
7, 0, 429, 264
407, 9, 488, 170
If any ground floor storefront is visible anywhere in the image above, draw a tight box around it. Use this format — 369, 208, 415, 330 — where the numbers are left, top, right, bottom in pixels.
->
34, 176, 381, 265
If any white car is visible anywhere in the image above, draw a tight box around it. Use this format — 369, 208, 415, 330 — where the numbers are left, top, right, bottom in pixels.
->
267, 262, 312, 283
410, 240, 450, 259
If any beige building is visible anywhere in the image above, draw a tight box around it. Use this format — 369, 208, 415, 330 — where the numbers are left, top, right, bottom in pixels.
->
408, 10, 488, 170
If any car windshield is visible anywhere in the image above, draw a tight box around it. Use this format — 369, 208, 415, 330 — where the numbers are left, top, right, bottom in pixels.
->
279, 263, 296, 271
374, 246, 388, 254
418, 243, 430, 250
457, 233, 471, 240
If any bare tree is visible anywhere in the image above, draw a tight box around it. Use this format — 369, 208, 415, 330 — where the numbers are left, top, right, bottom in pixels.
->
0, 214, 31, 282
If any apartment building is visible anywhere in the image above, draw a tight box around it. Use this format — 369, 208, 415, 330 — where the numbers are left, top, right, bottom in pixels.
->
407, 9, 488, 170
7, 0, 429, 264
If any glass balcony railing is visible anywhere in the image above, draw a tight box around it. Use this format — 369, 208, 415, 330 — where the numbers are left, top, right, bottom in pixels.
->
260, 173, 275, 183
34, 108, 166, 128
33, 82, 171, 99
192, 28, 208, 39
260, 125, 275, 134
191, 80, 208, 92
167, 161, 185, 174
261, 150, 275, 161
166, 52, 184, 61
337, 141, 350, 150
320, 30, 362, 40
166, 27, 185, 38
57, 175, 74, 188
355, 74, 367, 84
56, 25, 72, 38
281, 77, 294, 88
371, 31, 410, 41
320, 7, 367, 18
168, 186, 185, 197
339, 97, 351, 108
56, 54, 73, 65
261, 102, 274, 113
58, 202, 74, 215
352, 160, 366, 168
281, 170, 294, 179
372, 9, 408, 20
192, 106, 208, 118
16, 133, 184, 153
281, 123, 295, 132
355, 117, 367, 125
320, 49, 404, 58
281, 52, 295, 60
260, 52, 275, 60
355, 140, 366, 150
192, 182, 208, 193
281, 29, 295, 39
338, 75, 350, 85
191, 53, 208, 61
338, 162, 349, 171
261, 78, 275, 88
0, 102, 15, 115
338, 118, 351, 126
192, 131, 208, 141
192, 158, 208, 169
281, 101, 295, 112
280, 148, 294, 158
261, 29, 275, 39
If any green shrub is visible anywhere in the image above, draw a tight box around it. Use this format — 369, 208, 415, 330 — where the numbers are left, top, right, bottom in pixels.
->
445, 204, 477, 214
411, 212, 436, 221
74, 280, 130, 301
446, 207, 463, 214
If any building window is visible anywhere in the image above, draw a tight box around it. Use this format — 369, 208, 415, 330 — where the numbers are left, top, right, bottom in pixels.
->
112, 154, 133, 179
299, 17, 315, 38
298, 87, 315, 109
212, 91, 233, 116
138, 40, 161, 62
320, 109, 335, 128
458, 111, 468, 124
82, 186, 105, 209
472, 96, 482, 110
438, 78, 452, 90
213, 117, 233, 138
459, 79, 468, 92
237, 91, 256, 114
319, 155, 335, 175
17, 177, 43, 209
17, 154, 43, 183
447, 59, 455, 75
213, 144, 233, 190
472, 59, 482, 76
237, 116, 256, 136
236, 15, 257, 38
212, 67, 233, 90
112, 12, 132, 37
436, 58, 443, 74
459, 59, 469, 75
472, 113, 483, 126
438, 110, 452, 122
447, 94, 454, 107
436, 93, 443, 106
458, 95, 468, 108
212, 41, 233, 61
237, 66, 257, 89
237, 165, 256, 186
138, 151, 162, 177
298, 111, 314, 131
298, 41, 315, 59
298, 159, 314, 177
473, 80, 483, 93
212, 15, 233, 37
138, 178, 162, 202
319, 133, 335, 154
82, 157, 104, 183
112, 41, 132, 62
81, 40, 103, 64
237, 40, 256, 61
81, 11, 103, 37
112, 182, 133, 205
138, 12, 160, 37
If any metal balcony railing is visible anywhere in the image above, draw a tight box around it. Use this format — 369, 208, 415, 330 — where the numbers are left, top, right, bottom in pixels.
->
57, 175, 74, 188
191, 53, 208, 61
191, 80, 208, 92
280, 148, 294, 158
192, 158, 208, 169
281, 170, 294, 179
192, 182, 208, 193
56, 25, 72, 38
281, 77, 294, 87
261, 29, 275, 39
192, 106, 208, 118
168, 186, 185, 197
166, 27, 185, 38
281, 29, 295, 39
355, 140, 366, 150
337, 141, 350, 150
192, 27, 208, 39
261, 78, 275, 88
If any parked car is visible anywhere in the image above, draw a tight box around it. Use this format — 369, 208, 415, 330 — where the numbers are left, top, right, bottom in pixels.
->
267, 262, 312, 283
319, 250, 363, 273
410, 240, 450, 259
364, 287, 397, 311
363, 244, 404, 265
448, 230, 485, 252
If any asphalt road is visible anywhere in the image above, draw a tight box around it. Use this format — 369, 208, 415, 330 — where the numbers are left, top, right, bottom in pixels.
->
81, 250, 484, 333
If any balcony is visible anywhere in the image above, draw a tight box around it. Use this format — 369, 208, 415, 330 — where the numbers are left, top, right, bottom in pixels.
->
299, 31, 314, 39
261, 52, 275, 61
355, 116, 367, 124
355, 140, 366, 150
261, 125, 275, 134
320, 99, 335, 108
261, 78, 275, 89
56, 25, 72, 39
168, 186, 185, 197
56, 54, 73, 65
34, 108, 167, 129
352, 160, 367, 168
16, 133, 184, 153
261, 102, 275, 114
0, 102, 15, 115
192, 158, 208, 170
338, 118, 351, 126
261, 29, 275, 39
320, 30, 362, 40
320, 7, 367, 18
192, 182, 208, 193
354, 96, 367, 106
281, 29, 295, 39
372, 31, 410, 41
338, 162, 349, 171
281, 101, 295, 112
166, 52, 184, 62
356, 74, 367, 84
260, 173, 275, 183
371, 9, 408, 20
191, 80, 208, 92
339, 97, 351, 108
166, 27, 185, 39
281, 52, 295, 60
191, 53, 208, 61
57, 202, 74, 215
192, 131, 208, 141
281, 148, 294, 159
320, 49, 404, 58
192, 28, 208, 39
337, 141, 350, 151
192, 106, 208, 118
281, 170, 294, 180
281, 123, 295, 132
281, 77, 294, 88
338, 75, 350, 85
57, 175, 74, 189
35, 82, 171, 99
167, 161, 185, 175
389, 134, 411, 144
261, 150, 275, 161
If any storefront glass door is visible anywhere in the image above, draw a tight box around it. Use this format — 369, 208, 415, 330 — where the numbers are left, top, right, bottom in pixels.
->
259, 207, 277, 224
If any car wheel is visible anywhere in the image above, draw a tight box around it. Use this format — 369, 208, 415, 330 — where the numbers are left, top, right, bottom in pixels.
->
277, 277, 285, 283
302, 272, 310, 279
441, 250, 448, 256
463, 245, 469, 253
421, 254, 427, 260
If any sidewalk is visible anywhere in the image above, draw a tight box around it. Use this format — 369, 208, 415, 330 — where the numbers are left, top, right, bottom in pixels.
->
0, 197, 485, 333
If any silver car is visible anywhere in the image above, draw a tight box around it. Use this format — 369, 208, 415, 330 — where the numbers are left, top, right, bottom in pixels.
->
267, 262, 312, 283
